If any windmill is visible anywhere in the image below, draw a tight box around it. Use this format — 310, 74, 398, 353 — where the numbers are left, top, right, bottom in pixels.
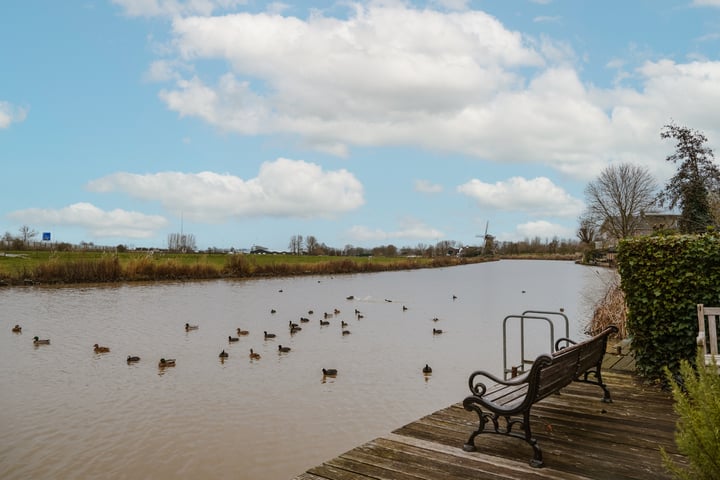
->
476, 221, 495, 255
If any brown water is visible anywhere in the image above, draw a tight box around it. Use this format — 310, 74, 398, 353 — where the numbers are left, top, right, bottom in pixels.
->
0, 260, 614, 479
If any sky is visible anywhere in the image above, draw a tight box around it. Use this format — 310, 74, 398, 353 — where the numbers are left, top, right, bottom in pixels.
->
2, 0, 720, 252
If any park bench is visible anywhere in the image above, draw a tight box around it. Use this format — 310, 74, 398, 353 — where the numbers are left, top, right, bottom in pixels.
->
461, 325, 618, 467
697, 304, 719, 366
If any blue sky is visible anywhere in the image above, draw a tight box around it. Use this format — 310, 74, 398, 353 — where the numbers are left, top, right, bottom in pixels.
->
2, 0, 720, 252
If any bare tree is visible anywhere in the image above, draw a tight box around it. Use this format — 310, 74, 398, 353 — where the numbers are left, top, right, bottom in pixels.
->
305, 235, 319, 255
708, 191, 720, 227
167, 233, 196, 252
18, 225, 38, 247
584, 163, 658, 240
577, 215, 598, 245
288, 235, 304, 255
657, 123, 720, 233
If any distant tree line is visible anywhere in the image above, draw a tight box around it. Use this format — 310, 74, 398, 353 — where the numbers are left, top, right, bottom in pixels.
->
1, 224, 582, 259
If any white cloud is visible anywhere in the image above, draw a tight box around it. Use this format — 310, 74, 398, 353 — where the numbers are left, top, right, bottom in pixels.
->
146, 5, 720, 181
457, 176, 584, 217
0, 101, 28, 128
414, 179, 443, 193
533, 16, 560, 23
112, 0, 246, 17
512, 220, 575, 240
86, 158, 364, 222
692, 0, 720, 6
7, 203, 168, 238
144, 60, 191, 82
431, 0, 470, 11
266, 2, 290, 15
347, 218, 444, 243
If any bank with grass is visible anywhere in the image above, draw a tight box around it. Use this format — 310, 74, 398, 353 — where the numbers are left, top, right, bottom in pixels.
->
0, 250, 495, 286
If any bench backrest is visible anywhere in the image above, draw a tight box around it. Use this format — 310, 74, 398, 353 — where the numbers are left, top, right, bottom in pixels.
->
697, 304, 720, 362
530, 325, 617, 402
535, 347, 579, 401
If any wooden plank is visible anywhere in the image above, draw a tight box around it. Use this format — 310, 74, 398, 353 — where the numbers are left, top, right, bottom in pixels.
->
293, 371, 686, 480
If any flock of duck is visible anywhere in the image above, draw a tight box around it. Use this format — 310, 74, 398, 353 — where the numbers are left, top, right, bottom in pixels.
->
11, 293, 450, 378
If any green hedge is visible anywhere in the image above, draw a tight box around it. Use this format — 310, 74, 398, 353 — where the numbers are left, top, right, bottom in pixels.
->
617, 232, 720, 381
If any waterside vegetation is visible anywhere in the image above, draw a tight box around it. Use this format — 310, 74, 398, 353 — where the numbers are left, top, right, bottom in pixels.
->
0, 250, 497, 286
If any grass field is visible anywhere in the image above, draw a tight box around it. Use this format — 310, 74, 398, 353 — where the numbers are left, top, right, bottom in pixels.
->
0, 250, 482, 286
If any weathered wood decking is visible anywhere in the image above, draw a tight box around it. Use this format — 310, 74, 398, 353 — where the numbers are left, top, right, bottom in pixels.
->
293, 349, 687, 480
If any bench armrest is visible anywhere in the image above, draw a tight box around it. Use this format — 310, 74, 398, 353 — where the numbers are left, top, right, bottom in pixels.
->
555, 337, 577, 351
467, 369, 528, 396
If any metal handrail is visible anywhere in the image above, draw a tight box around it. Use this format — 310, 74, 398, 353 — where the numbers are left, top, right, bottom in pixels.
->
522, 310, 570, 341
502, 310, 570, 380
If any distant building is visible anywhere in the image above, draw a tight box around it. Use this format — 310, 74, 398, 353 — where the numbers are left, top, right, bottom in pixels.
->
600, 212, 680, 248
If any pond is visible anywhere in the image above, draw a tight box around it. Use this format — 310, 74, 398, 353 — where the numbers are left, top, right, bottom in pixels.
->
0, 260, 615, 479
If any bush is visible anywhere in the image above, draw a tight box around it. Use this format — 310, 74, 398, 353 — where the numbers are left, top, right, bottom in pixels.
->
661, 351, 720, 479
617, 232, 720, 381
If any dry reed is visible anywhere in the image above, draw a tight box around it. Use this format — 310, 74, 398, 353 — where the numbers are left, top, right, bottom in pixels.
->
589, 279, 627, 339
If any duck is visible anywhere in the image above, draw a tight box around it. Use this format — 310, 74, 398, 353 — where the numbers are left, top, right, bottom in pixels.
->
185, 323, 199, 331
93, 343, 110, 353
249, 348, 261, 360
320, 319, 330, 326
432, 317, 440, 322
11, 324, 21, 333
402, 305, 408, 311
299, 317, 310, 323
323, 312, 332, 319
219, 349, 229, 358
322, 368, 338, 377
278, 345, 291, 353
452, 295, 458, 300
289, 320, 299, 329
270, 309, 277, 314
308, 310, 314, 315
433, 328, 443, 335
127, 355, 141, 363
346, 295, 354, 300
228, 336, 239, 342
33, 336, 50, 345
158, 358, 176, 367
334, 308, 341, 314
342, 329, 351, 336
264, 331, 276, 339
423, 364, 433, 374
237, 328, 249, 336
290, 326, 302, 334
341, 320, 348, 327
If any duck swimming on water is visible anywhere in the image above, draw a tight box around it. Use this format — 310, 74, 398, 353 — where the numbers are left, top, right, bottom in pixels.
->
33, 336, 50, 345
158, 358, 176, 367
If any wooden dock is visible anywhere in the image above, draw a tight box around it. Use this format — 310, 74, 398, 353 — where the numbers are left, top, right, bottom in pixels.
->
293, 348, 688, 480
